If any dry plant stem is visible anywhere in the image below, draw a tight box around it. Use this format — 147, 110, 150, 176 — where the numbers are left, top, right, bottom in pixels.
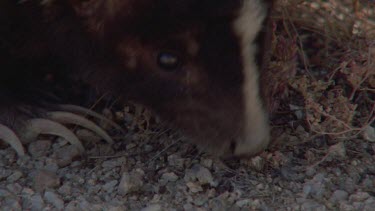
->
349, 69, 373, 100
311, 105, 354, 130
279, 6, 312, 77
308, 103, 374, 138
308, 152, 331, 169
360, 88, 375, 92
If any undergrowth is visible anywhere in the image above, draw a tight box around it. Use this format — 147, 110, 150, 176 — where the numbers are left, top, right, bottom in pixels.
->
268, 0, 374, 146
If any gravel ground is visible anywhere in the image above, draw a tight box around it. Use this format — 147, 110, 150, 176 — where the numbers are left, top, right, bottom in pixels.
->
0, 105, 374, 211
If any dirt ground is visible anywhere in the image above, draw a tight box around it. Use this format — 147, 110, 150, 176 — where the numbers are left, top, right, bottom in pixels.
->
0, 0, 374, 210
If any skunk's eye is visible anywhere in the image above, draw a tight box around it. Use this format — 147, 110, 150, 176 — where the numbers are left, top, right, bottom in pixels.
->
157, 52, 180, 71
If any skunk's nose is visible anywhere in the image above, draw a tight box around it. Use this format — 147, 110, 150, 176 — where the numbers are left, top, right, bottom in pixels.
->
233, 123, 270, 157
221, 112, 269, 158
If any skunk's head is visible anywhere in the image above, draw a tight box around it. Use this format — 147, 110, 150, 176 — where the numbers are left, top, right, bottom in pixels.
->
70, 0, 273, 157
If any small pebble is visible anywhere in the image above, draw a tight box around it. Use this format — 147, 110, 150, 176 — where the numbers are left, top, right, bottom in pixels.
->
7, 170, 23, 182
200, 159, 213, 168
141, 204, 162, 211
103, 180, 118, 192
44, 191, 65, 210
168, 154, 185, 169
302, 173, 326, 199
2, 198, 22, 210
301, 200, 326, 211
193, 195, 208, 206
236, 199, 251, 207
28, 140, 52, 158
23, 194, 45, 210
0, 169, 12, 180
58, 183, 72, 195
349, 192, 370, 202
329, 190, 349, 203
118, 169, 144, 195
160, 172, 179, 185
33, 170, 60, 192
328, 142, 347, 160
53, 145, 81, 167
184, 164, 216, 186
6, 183, 22, 194
0, 188, 12, 198
339, 202, 355, 211
186, 182, 203, 193
363, 126, 375, 142
21, 188, 35, 195
102, 160, 121, 169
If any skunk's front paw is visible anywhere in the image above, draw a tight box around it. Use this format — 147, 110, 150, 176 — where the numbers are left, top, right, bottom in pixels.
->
0, 104, 123, 157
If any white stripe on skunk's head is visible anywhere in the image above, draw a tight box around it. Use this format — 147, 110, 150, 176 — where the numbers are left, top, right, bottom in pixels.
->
69, 0, 273, 157
232, 0, 271, 156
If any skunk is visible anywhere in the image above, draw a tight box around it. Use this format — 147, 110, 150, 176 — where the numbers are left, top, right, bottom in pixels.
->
0, 0, 274, 157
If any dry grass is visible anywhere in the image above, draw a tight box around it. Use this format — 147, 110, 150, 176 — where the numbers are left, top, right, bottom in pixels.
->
267, 0, 374, 145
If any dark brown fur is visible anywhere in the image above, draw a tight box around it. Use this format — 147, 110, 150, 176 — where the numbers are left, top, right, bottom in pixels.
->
0, 0, 274, 156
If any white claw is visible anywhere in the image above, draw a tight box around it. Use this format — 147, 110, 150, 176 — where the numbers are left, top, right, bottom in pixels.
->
47, 111, 114, 144
58, 104, 125, 134
20, 119, 85, 153
0, 124, 26, 156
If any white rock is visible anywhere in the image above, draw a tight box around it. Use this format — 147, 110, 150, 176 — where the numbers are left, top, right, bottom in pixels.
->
44, 191, 65, 210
